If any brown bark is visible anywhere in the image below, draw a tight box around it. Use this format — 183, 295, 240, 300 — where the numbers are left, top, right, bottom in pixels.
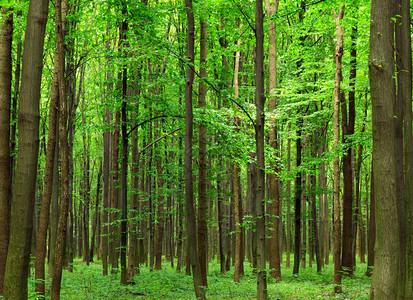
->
255, 0, 267, 297
341, 16, 355, 277
332, 6, 344, 293
3, 0, 49, 297
154, 120, 165, 271
110, 112, 120, 272
395, 0, 413, 296
50, 0, 70, 296
197, 18, 208, 287
285, 134, 291, 269
119, 5, 128, 284
0, 8, 13, 295
90, 166, 102, 262
233, 27, 244, 283
365, 168, 374, 277
34, 41, 60, 295
185, 0, 205, 298
265, 0, 281, 282
369, 0, 400, 295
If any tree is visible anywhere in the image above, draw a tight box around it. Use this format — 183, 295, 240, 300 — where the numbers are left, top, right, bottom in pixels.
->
50, 0, 70, 297
265, 0, 281, 282
369, 0, 400, 296
0, 7, 13, 295
184, 0, 205, 298
332, 6, 344, 293
197, 18, 208, 288
34, 25, 60, 296
3, 0, 49, 297
255, 0, 267, 298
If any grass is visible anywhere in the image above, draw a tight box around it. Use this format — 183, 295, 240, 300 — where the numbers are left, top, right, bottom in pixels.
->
28, 256, 371, 299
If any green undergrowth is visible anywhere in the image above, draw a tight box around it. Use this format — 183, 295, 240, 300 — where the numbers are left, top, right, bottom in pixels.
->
28, 257, 370, 299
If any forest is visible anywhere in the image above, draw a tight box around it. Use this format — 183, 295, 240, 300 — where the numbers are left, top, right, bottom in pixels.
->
0, 0, 412, 298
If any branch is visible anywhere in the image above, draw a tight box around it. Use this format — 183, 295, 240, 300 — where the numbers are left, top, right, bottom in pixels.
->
231, 0, 255, 33
127, 115, 184, 137
137, 128, 181, 157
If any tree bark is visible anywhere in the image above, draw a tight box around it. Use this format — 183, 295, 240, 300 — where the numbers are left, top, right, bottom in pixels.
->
341, 11, 355, 277
50, 0, 70, 296
332, 6, 344, 293
395, 0, 413, 296
369, 0, 400, 296
197, 18, 208, 288
0, 8, 13, 296
3, 0, 48, 298
265, 0, 281, 282
34, 40, 60, 295
255, 0, 267, 297
233, 26, 244, 283
185, 0, 205, 298
119, 4, 128, 284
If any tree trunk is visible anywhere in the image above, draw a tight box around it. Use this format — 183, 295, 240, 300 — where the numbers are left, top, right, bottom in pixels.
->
233, 27, 244, 283
102, 107, 111, 276
119, 6, 128, 285
265, 0, 281, 282
286, 132, 291, 269
396, 0, 413, 296
369, 0, 400, 295
3, 0, 48, 298
293, 121, 302, 275
34, 39, 60, 295
332, 7, 344, 293
185, 0, 205, 298
90, 166, 102, 262
0, 8, 13, 296
365, 167, 375, 277
197, 18, 208, 288
110, 112, 120, 272
255, 0, 267, 297
50, 0, 70, 296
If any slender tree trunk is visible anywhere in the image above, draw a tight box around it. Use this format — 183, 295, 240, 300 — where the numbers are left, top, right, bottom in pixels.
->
102, 107, 111, 276
50, 0, 70, 296
90, 167, 102, 262
0, 8, 13, 295
265, 0, 281, 282
119, 5, 128, 284
395, 0, 413, 296
369, 0, 400, 295
293, 121, 302, 275
154, 121, 165, 271
365, 167, 375, 277
34, 42, 60, 295
286, 134, 292, 269
48, 141, 60, 278
197, 18, 208, 288
233, 27, 244, 283
185, 0, 205, 298
110, 112, 120, 272
341, 16, 355, 277
3, 0, 48, 298
401, 17, 413, 300
255, 0, 267, 297
332, 7, 344, 293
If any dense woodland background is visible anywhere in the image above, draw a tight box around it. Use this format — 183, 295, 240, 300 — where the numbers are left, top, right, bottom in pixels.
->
0, 0, 412, 298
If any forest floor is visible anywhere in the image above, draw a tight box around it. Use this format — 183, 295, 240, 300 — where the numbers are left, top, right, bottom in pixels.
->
29, 257, 371, 299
